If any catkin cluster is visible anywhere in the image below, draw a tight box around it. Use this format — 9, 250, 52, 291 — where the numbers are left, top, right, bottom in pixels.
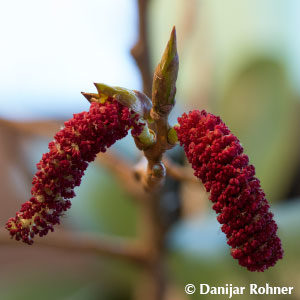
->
6, 98, 142, 244
175, 110, 283, 271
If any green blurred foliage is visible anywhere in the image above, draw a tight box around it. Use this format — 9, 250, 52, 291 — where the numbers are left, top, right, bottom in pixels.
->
217, 58, 300, 201
70, 165, 138, 237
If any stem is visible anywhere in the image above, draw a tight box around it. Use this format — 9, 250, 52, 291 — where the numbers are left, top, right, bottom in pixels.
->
132, 27, 179, 300
135, 27, 179, 191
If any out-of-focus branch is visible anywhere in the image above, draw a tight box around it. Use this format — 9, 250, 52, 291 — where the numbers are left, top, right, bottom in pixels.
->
163, 157, 199, 184
131, 0, 152, 97
96, 151, 146, 200
0, 229, 146, 264
178, 0, 197, 51
0, 119, 62, 138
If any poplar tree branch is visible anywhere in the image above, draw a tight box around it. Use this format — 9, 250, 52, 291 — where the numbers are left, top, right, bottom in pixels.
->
134, 27, 179, 191
0, 229, 146, 264
131, 26, 179, 300
131, 0, 152, 97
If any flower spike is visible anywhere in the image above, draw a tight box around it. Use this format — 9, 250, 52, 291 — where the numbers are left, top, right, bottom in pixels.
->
175, 110, 283, 272
6, 97, 143, 244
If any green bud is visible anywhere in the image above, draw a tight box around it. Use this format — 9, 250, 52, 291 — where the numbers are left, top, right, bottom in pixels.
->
152, 26, 179, 116
81, 92, 100, 102
94, 83, 152, 120
167, 127, 178, 145
136, 122, 156, 147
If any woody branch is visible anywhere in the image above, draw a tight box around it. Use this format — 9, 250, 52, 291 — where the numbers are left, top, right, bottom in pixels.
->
0, 229, 146, 263
134, 27, 179, 191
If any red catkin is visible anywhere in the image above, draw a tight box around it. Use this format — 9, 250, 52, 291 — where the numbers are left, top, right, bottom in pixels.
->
6, 98, 142, 244
175, 110, 283, 272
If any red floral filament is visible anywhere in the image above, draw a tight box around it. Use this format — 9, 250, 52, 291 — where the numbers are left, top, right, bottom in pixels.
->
6, 98, 142, 244
175, 110, 283, 271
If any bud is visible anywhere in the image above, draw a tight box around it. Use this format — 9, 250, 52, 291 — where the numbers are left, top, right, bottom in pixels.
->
93, 83, 152, 120
152, 26, 179, 117
81, 92, 100, 103
167, 127, 179, 145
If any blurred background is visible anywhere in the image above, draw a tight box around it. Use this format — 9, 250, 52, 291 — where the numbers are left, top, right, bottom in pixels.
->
0, 0, 300, 299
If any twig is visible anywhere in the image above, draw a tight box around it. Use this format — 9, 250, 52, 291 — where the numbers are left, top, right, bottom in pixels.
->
135, 27, 178, 191
0, 229, 146, 264
131, 0, 152, 97
131, 27, 179, 300
131, 2, 174, 297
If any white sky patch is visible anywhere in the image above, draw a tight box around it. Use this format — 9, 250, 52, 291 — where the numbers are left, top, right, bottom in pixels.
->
0, 0, 141, 119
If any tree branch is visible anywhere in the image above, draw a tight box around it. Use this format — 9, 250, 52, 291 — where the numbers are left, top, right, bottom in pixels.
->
131, 26, 180, 300
0, 229, 146, 264
0, 118, 62, 138
131, 0, 152, 97
134, 27, 178, 191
